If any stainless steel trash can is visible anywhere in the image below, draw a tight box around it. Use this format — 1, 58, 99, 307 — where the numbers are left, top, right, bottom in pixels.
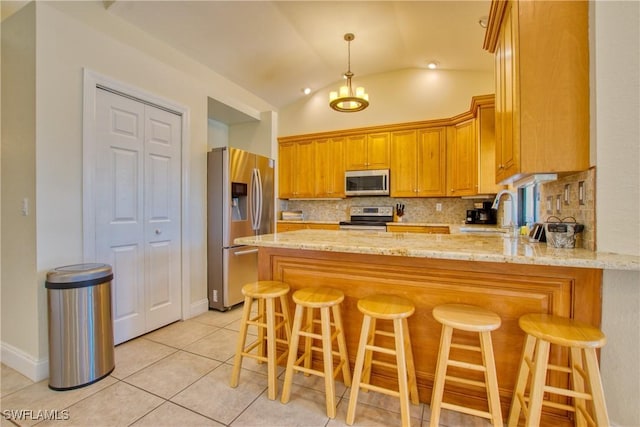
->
45, 263, 115, 390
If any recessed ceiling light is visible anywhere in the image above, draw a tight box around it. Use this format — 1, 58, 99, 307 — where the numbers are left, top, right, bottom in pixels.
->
427, 61, 438, 70
302, 87, 311, 95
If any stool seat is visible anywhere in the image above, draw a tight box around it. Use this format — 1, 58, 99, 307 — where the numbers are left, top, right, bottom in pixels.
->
230, 280, 291, 401
281, 287, 351, 419
292, 287, 345, 308
430, 304, 503, 427
519, 313, 606, 348
433, 303, 501, 332
347, 294, 419, 427
357, 294, 415, 319
508, 313, 609, 427
242, 280, 290, 299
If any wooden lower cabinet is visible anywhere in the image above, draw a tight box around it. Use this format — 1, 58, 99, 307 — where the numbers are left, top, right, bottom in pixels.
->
258, 247, 601, 427
386, 224, 450, 234
276, 222, 340, 232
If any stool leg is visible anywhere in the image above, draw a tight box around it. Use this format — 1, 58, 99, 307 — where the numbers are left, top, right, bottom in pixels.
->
303, 306, 314, 375
480, 331, 503, 427
257, 298, 266, 361
429, 324, 453, 427
230, 295, 253, 388
525, 338, 550, 427
279, 294, 292, 344
265, 296, 278, 400
583, 348, 610, 427
402, 318, 419, 405
281, 303, 305, 404
361, 317, 377, 388
320, 306, 337, 418
570, 347, 588, 427
346, 314, 373, 426
332, 304, 351, 387
394, 318, 412, 427
508, 334, 537, 427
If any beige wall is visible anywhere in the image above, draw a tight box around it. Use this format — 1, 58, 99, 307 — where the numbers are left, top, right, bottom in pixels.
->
592, 2, 640, 426
1, 2, 40, 364
279, 68, 495, 136
1, 1, 275, 379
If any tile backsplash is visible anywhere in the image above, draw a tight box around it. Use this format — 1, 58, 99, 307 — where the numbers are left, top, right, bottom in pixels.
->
281, 197, 477, 225
538, 167, 596, 250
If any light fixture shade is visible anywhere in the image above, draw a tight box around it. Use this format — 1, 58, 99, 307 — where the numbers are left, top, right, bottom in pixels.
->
329, 33, 369, 112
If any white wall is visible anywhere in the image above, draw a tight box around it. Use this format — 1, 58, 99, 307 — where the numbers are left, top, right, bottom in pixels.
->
593, 2, 640, 426
1, 1, 275, 379
279, 68, 494, 136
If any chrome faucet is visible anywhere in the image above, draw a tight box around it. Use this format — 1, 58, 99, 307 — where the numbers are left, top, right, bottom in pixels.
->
492, 189, 518, 236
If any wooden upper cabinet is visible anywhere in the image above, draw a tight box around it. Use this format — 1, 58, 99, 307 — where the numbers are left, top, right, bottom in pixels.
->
417, 128, 447, 196
477, 105, 506, 194
391, 127, 446, 198
485, 0, 590, 184
278, 140, 315, 199
345, 132, 390, 170
315, 137, 345, 198
447, 119, 477, 196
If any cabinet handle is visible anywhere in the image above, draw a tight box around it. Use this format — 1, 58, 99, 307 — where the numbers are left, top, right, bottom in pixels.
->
155, 229, 162, 235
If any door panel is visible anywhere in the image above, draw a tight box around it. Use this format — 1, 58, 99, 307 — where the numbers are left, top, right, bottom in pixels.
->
95, 88, 181, 344
225, 246, 259, 307
228, 148, 255, 243
144, 104, 181, 330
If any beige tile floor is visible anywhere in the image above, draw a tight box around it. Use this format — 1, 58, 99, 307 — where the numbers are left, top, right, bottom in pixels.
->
1, 306, 492, 427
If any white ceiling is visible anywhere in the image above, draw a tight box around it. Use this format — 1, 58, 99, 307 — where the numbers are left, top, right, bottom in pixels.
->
105, 1, 494, 110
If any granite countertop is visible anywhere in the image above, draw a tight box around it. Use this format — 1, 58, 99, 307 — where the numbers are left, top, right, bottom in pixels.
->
236, 229, 640, 271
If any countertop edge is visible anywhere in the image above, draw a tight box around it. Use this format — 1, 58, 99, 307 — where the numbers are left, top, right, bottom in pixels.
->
236, 231, 640, 271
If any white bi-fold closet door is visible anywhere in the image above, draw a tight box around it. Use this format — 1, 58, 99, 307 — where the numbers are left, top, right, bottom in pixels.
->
94, 88, 182, 344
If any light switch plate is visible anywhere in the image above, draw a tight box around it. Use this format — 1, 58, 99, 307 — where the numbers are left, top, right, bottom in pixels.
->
578, 181, 585, 205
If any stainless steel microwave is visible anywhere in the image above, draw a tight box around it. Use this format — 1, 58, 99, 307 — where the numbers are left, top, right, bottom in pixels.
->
345, 169, 390, 196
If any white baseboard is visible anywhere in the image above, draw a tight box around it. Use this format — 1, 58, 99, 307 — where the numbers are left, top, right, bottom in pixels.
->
188, 298, 209, 319
1, 340, 48, 382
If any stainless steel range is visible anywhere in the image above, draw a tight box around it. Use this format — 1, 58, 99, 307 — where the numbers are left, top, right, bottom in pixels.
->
339, 206, 393, 231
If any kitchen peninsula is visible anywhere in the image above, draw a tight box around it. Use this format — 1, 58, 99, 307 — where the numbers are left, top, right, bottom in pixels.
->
235, 229, 639, 426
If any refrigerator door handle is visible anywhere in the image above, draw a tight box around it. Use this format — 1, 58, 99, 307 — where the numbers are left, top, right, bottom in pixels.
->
250, 168, 263, 231
233, 248, 259, 256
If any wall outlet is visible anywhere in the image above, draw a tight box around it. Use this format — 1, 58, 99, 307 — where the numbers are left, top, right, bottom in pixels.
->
435, 203, 442, 212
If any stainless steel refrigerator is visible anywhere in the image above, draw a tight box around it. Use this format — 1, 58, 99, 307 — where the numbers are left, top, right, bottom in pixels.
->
207, 147, 274, 310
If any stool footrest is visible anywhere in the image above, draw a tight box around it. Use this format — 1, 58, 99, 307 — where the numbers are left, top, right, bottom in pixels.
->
366, 343, 396, 356
360, 382, 400, 398
445, 374, 486, 389
371, 359, 398, 370
447, 359, 487, 372
450, 342, 482, 353
441, 402, 492, 420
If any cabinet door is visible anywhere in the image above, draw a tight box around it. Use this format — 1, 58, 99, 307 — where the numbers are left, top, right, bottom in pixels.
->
367, 132, 390, 169
477, 105, 505, 194
417, 127, 447, 196
294, 140, 315, 198
344, 134, 367, 170
495, 1, 519, 183
278, 142, 295, 199
448, 120, 477, 196
315, 137, 345, 197
390, 130, 418, 197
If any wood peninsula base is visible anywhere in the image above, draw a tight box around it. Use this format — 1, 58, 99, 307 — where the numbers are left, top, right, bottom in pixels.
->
257, 247, 602, 427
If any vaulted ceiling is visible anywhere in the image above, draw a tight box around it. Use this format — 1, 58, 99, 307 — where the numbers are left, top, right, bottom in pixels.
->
104, 1, 494, 109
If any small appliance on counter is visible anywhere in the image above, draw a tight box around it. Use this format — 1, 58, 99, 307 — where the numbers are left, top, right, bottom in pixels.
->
465, 201, 497, 224
544, 216, 584, 248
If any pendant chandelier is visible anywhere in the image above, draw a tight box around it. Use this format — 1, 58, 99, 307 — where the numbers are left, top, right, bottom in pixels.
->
329, 33, 369, 112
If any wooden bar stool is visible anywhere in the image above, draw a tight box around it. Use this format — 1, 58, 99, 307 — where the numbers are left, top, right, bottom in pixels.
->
281, 287, 351, 418
230, 280, 292, 400
429, 304, 503, 427
508, 313, 609, 427
346, 294, 419, 427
